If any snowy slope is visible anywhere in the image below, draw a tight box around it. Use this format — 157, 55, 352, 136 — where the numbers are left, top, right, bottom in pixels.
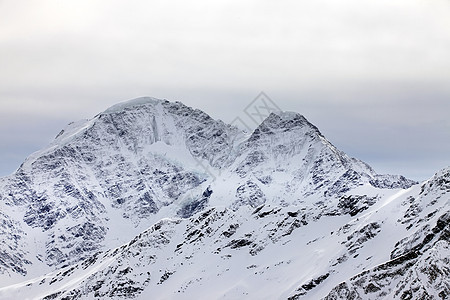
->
1, 168, 447, 299
0, 96, 446, 299
0, 97, 243, 285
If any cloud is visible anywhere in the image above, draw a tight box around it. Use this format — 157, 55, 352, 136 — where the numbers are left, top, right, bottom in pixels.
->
2, 0, 449, 91
0, 0, 449, 179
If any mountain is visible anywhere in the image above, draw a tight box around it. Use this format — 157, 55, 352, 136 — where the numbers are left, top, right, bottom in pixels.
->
0, 97, 447, 299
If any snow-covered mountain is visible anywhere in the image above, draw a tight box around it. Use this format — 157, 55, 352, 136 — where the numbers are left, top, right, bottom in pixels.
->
0, 97, 447, 299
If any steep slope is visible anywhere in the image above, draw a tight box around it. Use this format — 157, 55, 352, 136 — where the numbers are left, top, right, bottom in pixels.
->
0, 96, 422, 294
1, 168, 447, 300
224, 111, 414, 211
0, 97, 242, 284
324, 167, 450, 300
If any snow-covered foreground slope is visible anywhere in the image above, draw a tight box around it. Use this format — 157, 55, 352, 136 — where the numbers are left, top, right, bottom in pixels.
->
0, 97, 447, 299
1, 169, 448, 299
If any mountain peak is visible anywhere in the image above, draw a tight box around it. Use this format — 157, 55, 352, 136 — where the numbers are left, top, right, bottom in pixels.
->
260, 111, 320, 133
246, 111, 321, 145
0, 96, 432, 298
102, 96, 164, 114
270, 110, 305, 119
0, 97, 428, 299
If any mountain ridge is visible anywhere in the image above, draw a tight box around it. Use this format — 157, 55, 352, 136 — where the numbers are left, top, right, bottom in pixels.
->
0, 96, 447, 299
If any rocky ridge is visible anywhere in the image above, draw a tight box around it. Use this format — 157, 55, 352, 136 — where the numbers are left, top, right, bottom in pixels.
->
0, 97, 446, 300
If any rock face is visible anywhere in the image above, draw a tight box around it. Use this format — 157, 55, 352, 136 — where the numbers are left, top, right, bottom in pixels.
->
0, 98, 242, 277
0, 96, 447, 300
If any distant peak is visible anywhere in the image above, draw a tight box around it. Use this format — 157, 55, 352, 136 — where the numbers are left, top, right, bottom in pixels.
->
269, 111, 304, 120
260, 111, 319, 132
102, 97, 164, 114
245, 111, 322, 145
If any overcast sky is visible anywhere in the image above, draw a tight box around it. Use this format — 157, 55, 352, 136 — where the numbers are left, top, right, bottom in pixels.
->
1, 0, 450, 181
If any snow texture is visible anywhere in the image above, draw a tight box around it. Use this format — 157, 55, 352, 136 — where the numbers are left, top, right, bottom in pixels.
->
0, 97, 447, 300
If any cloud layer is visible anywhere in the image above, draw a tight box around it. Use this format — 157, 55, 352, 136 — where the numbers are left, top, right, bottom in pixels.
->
1, 0, 449, 180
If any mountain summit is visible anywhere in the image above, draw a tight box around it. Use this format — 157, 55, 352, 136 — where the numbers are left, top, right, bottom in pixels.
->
0, 97, 447, 299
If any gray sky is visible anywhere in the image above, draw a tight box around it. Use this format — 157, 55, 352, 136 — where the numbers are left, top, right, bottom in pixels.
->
1, 0, 450, 181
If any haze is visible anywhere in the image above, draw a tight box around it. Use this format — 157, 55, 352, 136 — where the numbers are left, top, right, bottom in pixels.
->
1, 0, 450, 180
